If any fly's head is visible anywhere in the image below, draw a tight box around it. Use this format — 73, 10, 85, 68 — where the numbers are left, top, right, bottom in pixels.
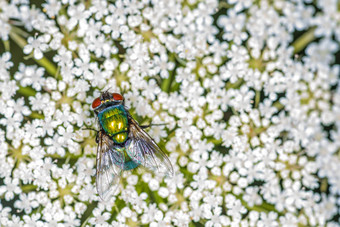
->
92, 92, 124, 115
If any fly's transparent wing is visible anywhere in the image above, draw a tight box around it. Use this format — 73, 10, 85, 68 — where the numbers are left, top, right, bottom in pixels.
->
96, 131, 124, 200
125, 117, 174, 177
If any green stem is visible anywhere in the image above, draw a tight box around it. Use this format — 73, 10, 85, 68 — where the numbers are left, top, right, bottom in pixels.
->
161, 55, 178, 93
273, 100, 284, 111
226, 79, 244, 90
9, 28, 58, 77
207, 138, 222, 145
236, 195, 281, 215
17, 86, 36, 96
45, 154, 82, 160
36, 56, 58, 77
254, 90, 260, 108
292, 27, 316, 54
29, 111, 45, 119
218, 1, 231, 9
9, 30, 26, 48
3, 40, 10, 51
65, 155, 71, 164
10, 26, 29, 37
161, 75, 171, 93
174, 54, 187, 66
21, 184, 38, 193
80, 215, 91, 227
320, 178, 328, 192
80, 201, 98, 226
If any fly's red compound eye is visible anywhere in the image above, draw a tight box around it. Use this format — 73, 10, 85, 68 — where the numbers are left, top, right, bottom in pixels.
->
92, 97, 101, 109
112, 93, 123, 101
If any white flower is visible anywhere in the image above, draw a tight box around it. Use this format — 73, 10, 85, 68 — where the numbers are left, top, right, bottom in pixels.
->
0, 204, 11, 226
0, 52, 13, 77
66, 3, 91, 30
218, 9, 247, 45
141, 203, 162, 224
0, 15, 11, 41
14, 64, 46, 90
23, 213, 45, 227
172, 210, 190, 227
205, 207, 230, 227
0, 177, 21, 201
14, 192, 39, 214
257, 212, 278, 227
23, 35, 50, 60
88, 205, 111, 226
42, 0, 61, 18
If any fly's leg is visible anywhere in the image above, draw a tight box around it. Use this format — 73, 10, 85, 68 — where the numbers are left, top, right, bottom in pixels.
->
127, 114, 167, 129
81, 127, 99, 143
140, 123, 168, 129
95, 132, 99, 143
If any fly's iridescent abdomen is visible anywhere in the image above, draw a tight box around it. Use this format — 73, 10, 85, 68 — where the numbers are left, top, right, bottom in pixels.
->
98, 105, 128, 144
123, 149, 140, 170
110, 145, 140, 170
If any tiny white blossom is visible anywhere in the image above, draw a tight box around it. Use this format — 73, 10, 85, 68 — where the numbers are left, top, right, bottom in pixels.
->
23, 35, 50, 60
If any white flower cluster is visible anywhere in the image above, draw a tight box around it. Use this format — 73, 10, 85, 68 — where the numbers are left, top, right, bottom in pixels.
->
0, 0, 339, 226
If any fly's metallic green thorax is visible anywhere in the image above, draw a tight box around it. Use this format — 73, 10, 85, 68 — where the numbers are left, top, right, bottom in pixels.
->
98, 105, 129, 144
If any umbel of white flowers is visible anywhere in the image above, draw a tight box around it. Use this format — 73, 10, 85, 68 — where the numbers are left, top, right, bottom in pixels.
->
0, 0, 339, 226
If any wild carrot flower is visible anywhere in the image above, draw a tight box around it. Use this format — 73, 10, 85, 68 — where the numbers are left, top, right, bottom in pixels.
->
0, 0, 339, 226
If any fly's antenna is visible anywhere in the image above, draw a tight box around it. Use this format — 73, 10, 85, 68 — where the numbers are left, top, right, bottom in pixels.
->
100, 87, 111, 96
100, 87, 112, 100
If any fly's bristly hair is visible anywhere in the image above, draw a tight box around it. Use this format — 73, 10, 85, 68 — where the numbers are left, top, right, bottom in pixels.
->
100, 91, 112, 101
100, 88, 111, 98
